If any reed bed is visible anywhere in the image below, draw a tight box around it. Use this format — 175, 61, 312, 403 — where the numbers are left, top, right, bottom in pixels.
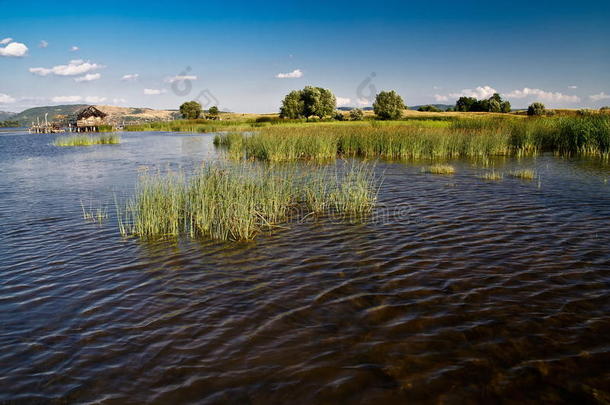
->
54, 134, 120, 147
117, 162, 378, 241
214, 115, 610, 161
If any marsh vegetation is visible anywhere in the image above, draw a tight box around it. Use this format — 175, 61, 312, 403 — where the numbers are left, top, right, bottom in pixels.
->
54, 134, 120, 147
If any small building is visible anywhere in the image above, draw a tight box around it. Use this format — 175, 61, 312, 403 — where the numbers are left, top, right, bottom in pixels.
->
69, 106, 108, 132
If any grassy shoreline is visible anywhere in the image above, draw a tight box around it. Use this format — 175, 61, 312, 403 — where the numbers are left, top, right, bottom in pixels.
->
54, 134, 120, 147
213, 115, 610, 161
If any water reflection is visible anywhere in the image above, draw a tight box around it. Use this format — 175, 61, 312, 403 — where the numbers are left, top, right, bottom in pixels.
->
0, 130, 609, 403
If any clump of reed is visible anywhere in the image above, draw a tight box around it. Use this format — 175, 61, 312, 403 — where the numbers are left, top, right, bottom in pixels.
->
54, 134, 120, 147
117, 162, 378, 241
478, 170, 503, 181
422, 164, 455, 175
81, 200, 108, 223
508, 169, 536, 180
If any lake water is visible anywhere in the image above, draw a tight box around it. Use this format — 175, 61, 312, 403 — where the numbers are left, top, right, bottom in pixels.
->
1, 130, 609, 403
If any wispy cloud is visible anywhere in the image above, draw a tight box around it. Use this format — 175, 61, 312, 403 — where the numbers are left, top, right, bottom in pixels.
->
112, 98, 127, 104
165, 75, 197, 83
568, 85, 578, 89
356, 98, 370, 106
121, 73, 139, 81
0, 40, 28, 57
589, 92, 610, 102
51, 95, 83, 103
0, 93, 16, 104
336, 96, 351, 107
144, 88, 166, 95
85, 96, 107, 103
74, 73, 101, 82
39, 40, 48, 48
51, 95, 107, 103
29, 60, 103, 77
433, 85, 497, 102
70, 46, 79, 52
504, 87, 580, 103
276, 69, 303, 79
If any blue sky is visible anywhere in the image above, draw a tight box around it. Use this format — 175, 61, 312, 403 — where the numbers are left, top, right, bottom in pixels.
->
1, 0, 609, 112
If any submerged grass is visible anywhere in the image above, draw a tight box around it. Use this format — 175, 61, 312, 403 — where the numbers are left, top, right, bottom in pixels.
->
214, 115, 610, 161
54, 134, 120, 147
478, 170, 503, 181
509, 169, 536, 180
117, 162, 378, 241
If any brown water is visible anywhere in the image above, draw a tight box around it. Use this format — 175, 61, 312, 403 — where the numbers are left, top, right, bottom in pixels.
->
1, 131, 609, 404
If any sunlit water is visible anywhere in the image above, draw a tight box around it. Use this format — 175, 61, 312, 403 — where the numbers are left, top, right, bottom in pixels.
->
1, 131, 609, 403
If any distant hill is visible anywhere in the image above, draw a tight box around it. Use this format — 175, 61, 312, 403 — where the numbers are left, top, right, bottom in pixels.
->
11, 105, 88, 126
10, 104, 181, 126
0, 111, 16, 121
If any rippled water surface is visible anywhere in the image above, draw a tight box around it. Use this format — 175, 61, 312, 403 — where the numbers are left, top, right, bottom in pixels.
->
1, 131, 609, 404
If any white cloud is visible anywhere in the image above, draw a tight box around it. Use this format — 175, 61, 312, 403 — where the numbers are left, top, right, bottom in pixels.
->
39, 40, 48, 48
74, 73, 101, 82
50, 95, 106, 103
0, 93, 16, 104
85, 96, 107, 103
121, 73, 139, 81
589, 92, 610, 102
449, 85, 497, 100
29, 60, 103, 77
356, 98, 370, 106
165, 75, 197, 83
112, 98, 127, 104
0, 38, 13, 45
0, 41, 28, 57
276, 69, 303, 79
504, 87, 580, 103
144, 88, 166, 95
568, 85, 578, 89
51, 96, 83, 103
434, 94, 450, 102
70, 46, 79, 52
336, 97, 351, 107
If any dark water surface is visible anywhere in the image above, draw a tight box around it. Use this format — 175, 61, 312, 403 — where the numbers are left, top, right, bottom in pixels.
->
1, 131, 609, 404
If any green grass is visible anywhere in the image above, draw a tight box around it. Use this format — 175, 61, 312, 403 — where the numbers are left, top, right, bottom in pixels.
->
509, 169, 536, 180
117, 162, 378, 241
213, 115, 610, 162
54, 134, 120, 146
422, 164, 455, 175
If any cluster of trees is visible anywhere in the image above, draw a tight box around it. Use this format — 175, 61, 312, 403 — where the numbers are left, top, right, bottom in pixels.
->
455, 93, 511, 113
0, 120, 19, 128
279, 87, 406, 121
417, 105, 442, 112
279, 86, 336, 119
179, 101, 220, 120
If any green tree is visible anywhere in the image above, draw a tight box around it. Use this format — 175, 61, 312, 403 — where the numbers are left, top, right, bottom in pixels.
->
301, 86, 336, 119
350, 108, 364, 121
417, 105, 441, 112
179, 101, 202, 119
373, 90, 406, 120
455, 97, 477, 112
527, 102, 546, 116
279, 90, 305, 119
279, 87, 336, 119
500, 101, 511, 113
488, 99, 501, 113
